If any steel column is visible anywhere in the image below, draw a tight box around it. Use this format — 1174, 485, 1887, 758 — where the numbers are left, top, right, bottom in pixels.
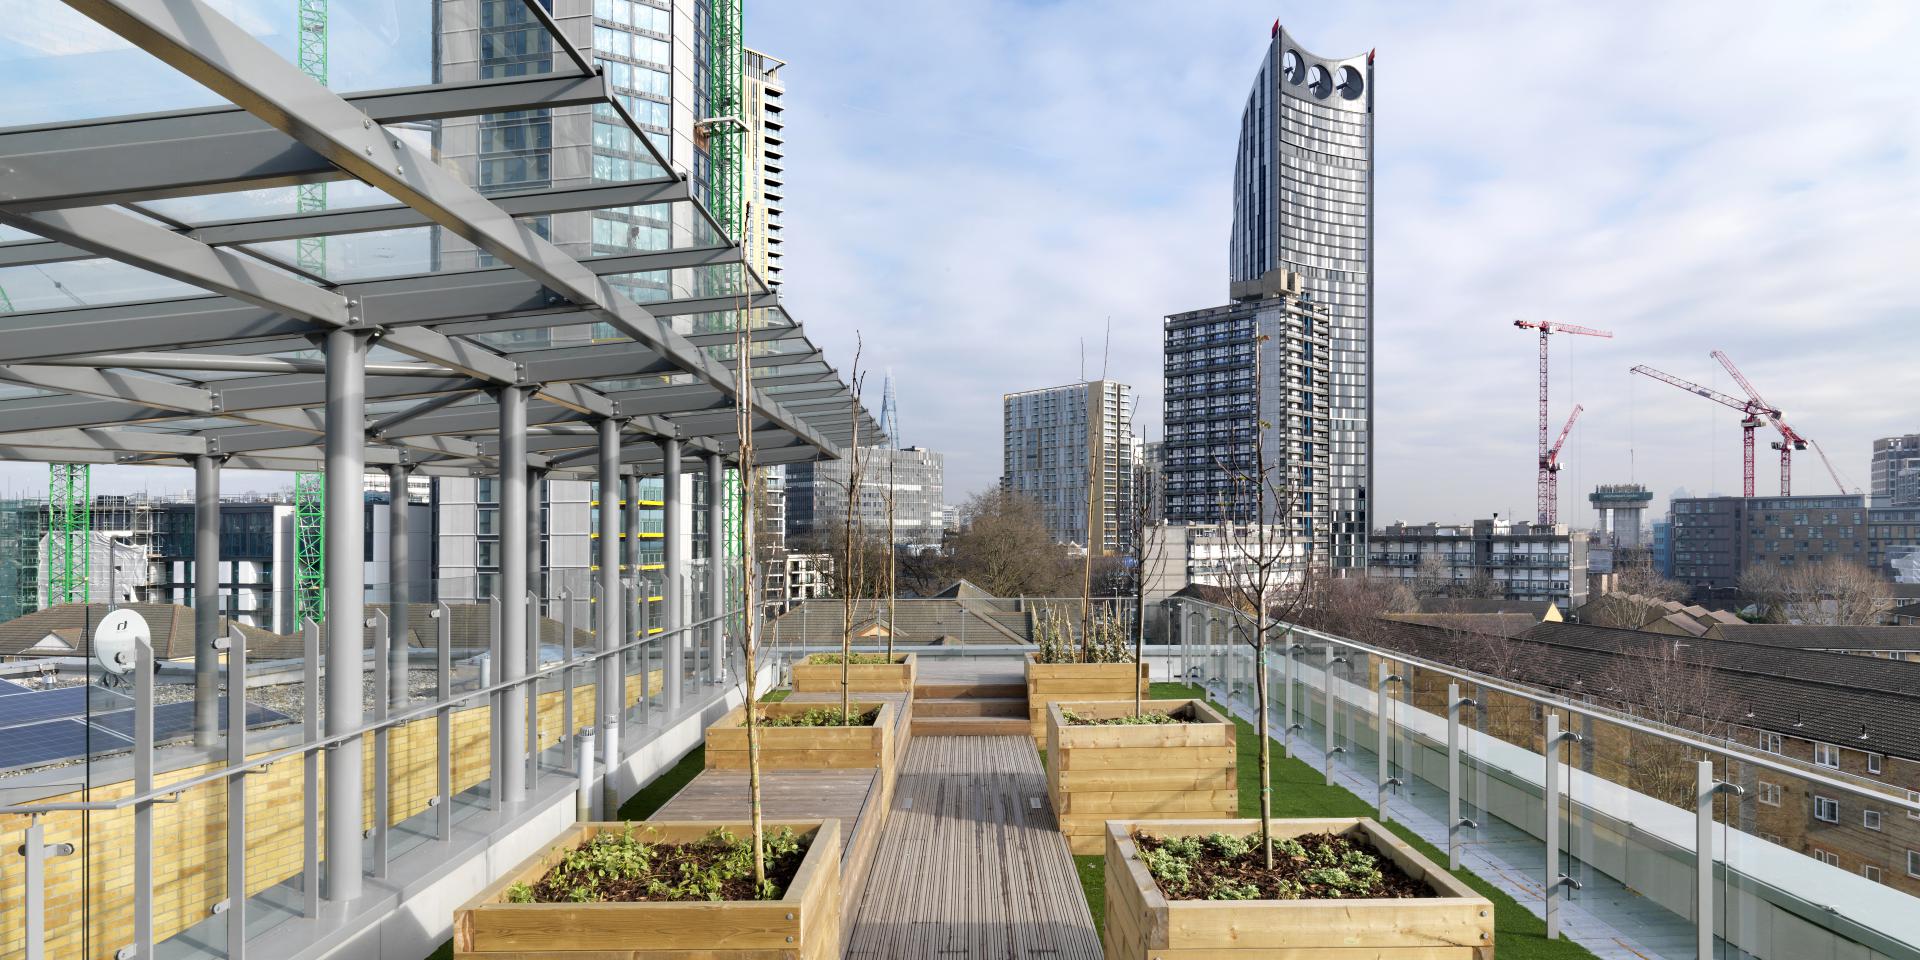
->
387, 463, 412, 708
193, 452, 221, 747
498, 385, 530, 804
706, 454, 726, 685
662, 438, 683, 713
322, 326, 368, 902
597, 420, 623, 815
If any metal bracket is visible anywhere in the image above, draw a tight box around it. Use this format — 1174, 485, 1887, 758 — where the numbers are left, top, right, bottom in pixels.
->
1385, 777, 1405, 788
1454, 696, 1479, 708
1709, 781, 1745, 798
1456, 816, 1479, 830
1554, 874, 1584, 892
16, 841, 75, 857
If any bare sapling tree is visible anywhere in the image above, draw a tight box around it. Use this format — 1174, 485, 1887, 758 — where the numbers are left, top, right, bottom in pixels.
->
1129, 438, 1160, 715
838, 338, 866, 724
1210, 332, 1317, 869
730, 201, 767, 892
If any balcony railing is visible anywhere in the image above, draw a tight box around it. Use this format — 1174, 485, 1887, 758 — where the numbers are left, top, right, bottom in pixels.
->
1165, 596, 1920, 960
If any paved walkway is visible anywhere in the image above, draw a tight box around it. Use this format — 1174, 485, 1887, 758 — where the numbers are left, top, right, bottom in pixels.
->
845, 735, 1101, 960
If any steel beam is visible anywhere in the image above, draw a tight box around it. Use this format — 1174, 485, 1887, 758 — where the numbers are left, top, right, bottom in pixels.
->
45, 0, 837, 458
0, 204, 350, 325
0, 427, 207, 456
322, 327, 369, 901
0, 364, 215, 413
0, 73, 610, 209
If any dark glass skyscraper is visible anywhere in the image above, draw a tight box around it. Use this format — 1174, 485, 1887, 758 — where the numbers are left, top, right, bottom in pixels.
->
1163, 24, 1372, 571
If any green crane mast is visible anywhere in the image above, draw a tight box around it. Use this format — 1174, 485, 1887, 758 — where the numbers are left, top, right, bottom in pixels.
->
0, 284, 92, 609
293, 0, 328, 628
705, 0, 746, 567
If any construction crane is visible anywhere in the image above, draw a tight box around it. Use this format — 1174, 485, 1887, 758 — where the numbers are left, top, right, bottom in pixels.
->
1629, 363, 1774, 497
7, 274, 99, 608
1543, 404, 1583, 525
292, 0, 328, 628
1513, 320, 1612, 525
1707, 349, 1855, 496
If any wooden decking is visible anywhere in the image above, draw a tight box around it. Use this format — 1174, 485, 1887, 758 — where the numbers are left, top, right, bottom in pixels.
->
844, 736, 1101, 960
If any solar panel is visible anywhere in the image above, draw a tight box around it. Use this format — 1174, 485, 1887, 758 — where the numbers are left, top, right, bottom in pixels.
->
0, 678, 34, 696
90, 700, 292, 743
0, 719, 131, 770
0, 686, 134, 729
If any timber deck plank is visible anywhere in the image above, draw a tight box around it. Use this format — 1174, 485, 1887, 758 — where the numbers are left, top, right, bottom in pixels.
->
844, 735, 1102, 960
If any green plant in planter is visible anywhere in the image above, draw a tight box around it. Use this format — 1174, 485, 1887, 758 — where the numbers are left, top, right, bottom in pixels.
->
805, 653, 896, 665
754, 706, 880, 727
1060, 707, 1179, 726
508, 826, 810, 903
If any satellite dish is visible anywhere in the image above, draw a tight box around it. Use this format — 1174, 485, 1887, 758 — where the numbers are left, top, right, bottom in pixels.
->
94, 609, 151, 679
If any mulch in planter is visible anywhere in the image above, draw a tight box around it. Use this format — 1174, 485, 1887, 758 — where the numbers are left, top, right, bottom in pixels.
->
509, 827, 811, 903
1136, 830, 1428, 901
750, 706, 881, 727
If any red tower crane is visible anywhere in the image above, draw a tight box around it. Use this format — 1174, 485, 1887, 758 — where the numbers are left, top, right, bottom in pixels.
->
1629, 363, 1774, 497
1514, 320, 1612, 525
1543, 404, 1583, 525
1711, 350, 1814, 496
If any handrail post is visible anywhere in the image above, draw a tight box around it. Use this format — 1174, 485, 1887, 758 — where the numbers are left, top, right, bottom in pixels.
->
129, 628, 154, 960
526, 591, 541, 791
222, 623, 248, 956
1544, 713, 1583, 937
301, 620, 320, 916
20, 816, 73, 960
487, 596, 502, 811
1447, 683, 1478, 871
1324, 645, 1347, 786
561, 588, 576, 774
1697, 760, 1744, 960
372, 608, 390, 878
1281, 631, 1297, 757
435, 602, 452, 842
1376, 661, 1403, 821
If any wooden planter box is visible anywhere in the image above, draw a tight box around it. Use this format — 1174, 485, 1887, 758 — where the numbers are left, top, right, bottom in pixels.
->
1024, 652, 1150, 744
790, 652, 917, 694
1044, 699, 1237, 854
454, 820, 842, 959
1104, 818, 1495, 960
705, 700, 898, 773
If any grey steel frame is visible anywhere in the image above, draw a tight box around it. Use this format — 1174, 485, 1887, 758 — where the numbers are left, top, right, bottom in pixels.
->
0, 0, 887, 954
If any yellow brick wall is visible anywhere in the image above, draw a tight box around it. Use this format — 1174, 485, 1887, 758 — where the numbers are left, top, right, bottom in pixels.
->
0, 669, 662, 960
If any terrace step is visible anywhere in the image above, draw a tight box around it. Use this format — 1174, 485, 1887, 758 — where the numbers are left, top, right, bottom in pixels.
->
910, 716, 1031, 737
913, 696, 1025, 718
914, 682, 1025, 700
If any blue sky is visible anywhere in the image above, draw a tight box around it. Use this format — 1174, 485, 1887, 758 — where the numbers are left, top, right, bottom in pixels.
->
2, 2, 1917, 526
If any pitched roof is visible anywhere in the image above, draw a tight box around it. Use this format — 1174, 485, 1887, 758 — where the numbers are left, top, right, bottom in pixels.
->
1358, 617, 1920, 763
1414, 598, 1554, 617
1705, 623, 1920, 652
1383, 612, 1538, 639
0, 604, 302, 660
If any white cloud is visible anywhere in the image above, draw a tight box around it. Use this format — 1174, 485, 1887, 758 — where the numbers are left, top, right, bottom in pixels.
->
754, 1, 1920, 523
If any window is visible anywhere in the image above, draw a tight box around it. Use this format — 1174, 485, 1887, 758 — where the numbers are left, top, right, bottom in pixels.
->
1758, 731, 1783, 754
1868, 753, 1883, 775
1865, 810, 1883, 831
1814, 796, 1840, 823
1910, 790, 1920, 820
1910, 851, 1920, 879
1756, 781, 1782, 806
1814, 849, 1840, 867
1814, 742, 1841, 769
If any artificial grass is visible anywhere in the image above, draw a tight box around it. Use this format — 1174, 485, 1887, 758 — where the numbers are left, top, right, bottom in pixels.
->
1069, 681, 1597, 960
760, 687, 791, 702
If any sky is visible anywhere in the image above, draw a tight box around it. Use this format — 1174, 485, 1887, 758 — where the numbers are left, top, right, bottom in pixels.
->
1, 2, 1917, 524
744, 1, 1920, 524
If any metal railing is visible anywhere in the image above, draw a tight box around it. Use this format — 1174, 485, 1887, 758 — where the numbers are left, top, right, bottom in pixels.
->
1, 577, 745, 960
1168, 596, 1920, 960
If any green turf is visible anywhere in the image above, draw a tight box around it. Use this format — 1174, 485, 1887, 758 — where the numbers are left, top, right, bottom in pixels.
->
1067, 682, 1597, 959
760, 687, 791, 702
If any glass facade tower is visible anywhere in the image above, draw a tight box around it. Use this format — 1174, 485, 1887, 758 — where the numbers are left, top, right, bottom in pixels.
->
1224, 24, 1373, 570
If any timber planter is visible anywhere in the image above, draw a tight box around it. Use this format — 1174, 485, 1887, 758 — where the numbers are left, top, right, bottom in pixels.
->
453, 819, 842, 959
1023, 652, 1150, 745
790, 652, 917, 694
705, 700, 898, 773
1103, 818, 1495, 960
1044, 699, 1237, 855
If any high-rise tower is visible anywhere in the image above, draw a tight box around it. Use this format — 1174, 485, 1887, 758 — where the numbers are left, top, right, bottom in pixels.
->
1232, 24, 1373, 570
1162, 24, 1373, 572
